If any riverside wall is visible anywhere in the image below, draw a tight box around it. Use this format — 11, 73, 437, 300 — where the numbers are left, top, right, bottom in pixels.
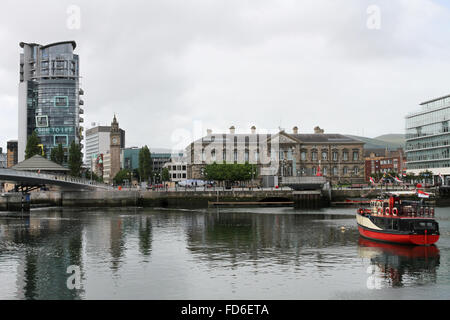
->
1, 187, 447, 212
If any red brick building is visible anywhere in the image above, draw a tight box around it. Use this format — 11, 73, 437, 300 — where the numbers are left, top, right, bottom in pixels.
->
364, 148, 406, 182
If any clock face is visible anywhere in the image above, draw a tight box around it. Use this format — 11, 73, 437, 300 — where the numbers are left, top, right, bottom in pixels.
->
112, 138, 118, 144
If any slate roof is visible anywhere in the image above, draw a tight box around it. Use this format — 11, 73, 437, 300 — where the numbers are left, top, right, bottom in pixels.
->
12, 155, 69, 172
291, 133, 364, 144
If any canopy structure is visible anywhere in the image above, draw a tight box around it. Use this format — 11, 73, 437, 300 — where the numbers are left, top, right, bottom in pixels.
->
12, 155, 69, 173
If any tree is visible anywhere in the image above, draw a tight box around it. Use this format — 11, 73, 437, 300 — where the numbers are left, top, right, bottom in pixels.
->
50, 143, 65, 165
25, 131, 43, 159
68, 141, 83, 177
114, 169, 132, 185
161, 167, 170, 182
204, 162, 258, 186
139, 146, 152, 182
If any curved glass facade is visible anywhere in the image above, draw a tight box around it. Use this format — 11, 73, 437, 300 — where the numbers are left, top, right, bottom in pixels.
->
19, 42, 82, 163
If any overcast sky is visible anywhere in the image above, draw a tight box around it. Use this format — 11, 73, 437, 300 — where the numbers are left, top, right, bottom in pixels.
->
1, 0, 450, 152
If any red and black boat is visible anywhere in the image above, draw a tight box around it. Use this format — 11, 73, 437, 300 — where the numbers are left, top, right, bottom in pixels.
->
356, 192, 440, 246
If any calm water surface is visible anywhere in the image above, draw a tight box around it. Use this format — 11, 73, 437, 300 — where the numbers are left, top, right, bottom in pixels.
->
0, 206, 449, 300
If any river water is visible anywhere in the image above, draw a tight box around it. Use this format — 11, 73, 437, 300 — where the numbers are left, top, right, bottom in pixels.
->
0, 206, 449, 300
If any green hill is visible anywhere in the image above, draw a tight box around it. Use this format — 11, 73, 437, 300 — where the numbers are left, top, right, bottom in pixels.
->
374, 134, 405, 147
345, 134, 404, 150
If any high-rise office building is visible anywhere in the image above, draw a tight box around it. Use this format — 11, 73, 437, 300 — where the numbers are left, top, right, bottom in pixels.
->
18, 41, 84, 163
405, 94, 450, 182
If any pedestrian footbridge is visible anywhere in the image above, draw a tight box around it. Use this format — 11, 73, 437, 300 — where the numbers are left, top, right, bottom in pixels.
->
0, 168, 111, 191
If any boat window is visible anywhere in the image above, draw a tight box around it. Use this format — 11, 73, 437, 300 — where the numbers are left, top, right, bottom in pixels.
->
415, 221, 435, 229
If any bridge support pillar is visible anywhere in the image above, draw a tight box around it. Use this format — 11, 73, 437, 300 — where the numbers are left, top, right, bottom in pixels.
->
293, 190, 325, 209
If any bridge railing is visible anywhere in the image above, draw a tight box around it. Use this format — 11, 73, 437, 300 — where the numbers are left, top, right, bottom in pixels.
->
0, 168, 111, 189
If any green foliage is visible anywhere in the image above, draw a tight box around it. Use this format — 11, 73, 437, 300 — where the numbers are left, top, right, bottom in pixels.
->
139, 146, 153, 182
50, 143, 65, 165
85, 169, 103, 182
204, 162, 258, 183
114, 169, 132, 184
25, 131, 43, 159
161, 167, 170, 182
68, 141, 83, 177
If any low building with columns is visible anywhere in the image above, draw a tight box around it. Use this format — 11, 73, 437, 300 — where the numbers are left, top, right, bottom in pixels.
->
186, 125, 365, 185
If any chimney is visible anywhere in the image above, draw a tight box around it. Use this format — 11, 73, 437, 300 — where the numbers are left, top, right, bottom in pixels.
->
207, 129, 212, 136
314, 126, 324, 134
293, 126, 298, 134
230, 126, 235, 134
251, 126, 256, 134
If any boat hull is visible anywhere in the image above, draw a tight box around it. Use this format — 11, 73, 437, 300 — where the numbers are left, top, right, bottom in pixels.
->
356, 212, 439, 246
357, 225, 439, 246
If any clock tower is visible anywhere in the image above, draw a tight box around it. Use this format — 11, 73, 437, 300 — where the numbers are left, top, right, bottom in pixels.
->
110, 114, 121, 181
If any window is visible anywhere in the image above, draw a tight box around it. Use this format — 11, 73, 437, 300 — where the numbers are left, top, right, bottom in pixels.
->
312, 167, 317, 175
323, 167, 327, 175
301, 151, 307, 161
343, 151, 349, 161
54, 135, 68, 146
234, 150, 238, 162
322, 151, 328, 160
245, 150, 249, 162
354, 166, 359, 175
353, 151, 359, 161
333, 166, 338, 176
211, 149, 216, 161
35, 115, 48, 128
54, 96, 68, 107
312, 151, 318, 161
332, 151, 338, 161
343, 166, 348, 175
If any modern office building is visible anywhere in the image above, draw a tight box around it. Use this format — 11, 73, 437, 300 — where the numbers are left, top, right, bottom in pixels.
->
405, 94, 450, 182
7, 140, 18, 168
18, 41, 84, 163
85, 125, 125, 169
120, 147, 182, 183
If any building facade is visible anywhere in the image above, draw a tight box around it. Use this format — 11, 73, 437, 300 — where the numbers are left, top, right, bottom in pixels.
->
405, 94, 450, 182
163, 156, 187, 182
121, 147, 182, 183
7, 140, 18, 168
186, 126, 365, 185
85, 125, 125, 169
18, 41, 84, 163
0, 148, 6, 168
364, 148, 406, 182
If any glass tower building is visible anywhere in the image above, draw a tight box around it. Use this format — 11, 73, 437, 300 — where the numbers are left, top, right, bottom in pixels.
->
405, 94, 450, 179
18, 41, 84, 163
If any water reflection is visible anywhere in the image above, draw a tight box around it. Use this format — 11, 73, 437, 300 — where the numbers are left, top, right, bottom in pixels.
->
0, 211, 84, 300
185, 210, 358, 268
358, 238, 440, 288
0, 207, 447, 299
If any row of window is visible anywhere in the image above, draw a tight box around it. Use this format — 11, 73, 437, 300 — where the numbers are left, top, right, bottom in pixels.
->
300, 150, 359, 161
199, 149, 360, 162
407, 148, 450, 162
298, 166, 360, 176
